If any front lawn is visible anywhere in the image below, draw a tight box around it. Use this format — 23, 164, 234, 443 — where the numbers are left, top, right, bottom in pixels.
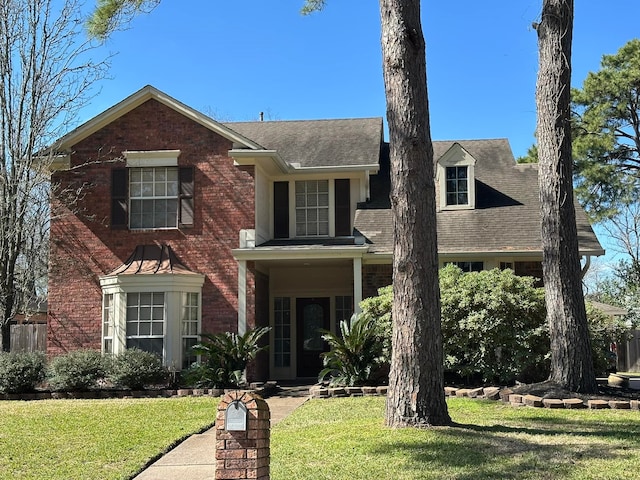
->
272, 397, 640, 480
0, 397, 218, 480
3, 396, 640, 479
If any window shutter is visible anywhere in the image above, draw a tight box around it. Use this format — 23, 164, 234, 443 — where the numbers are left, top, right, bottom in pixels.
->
334, 179, 351, 236
273, 181, 289, 239
179, 167, 194, 227
111, 169, 128, 229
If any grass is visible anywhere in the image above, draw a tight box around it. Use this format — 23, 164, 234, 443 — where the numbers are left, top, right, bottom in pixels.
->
0, 397, 218, 480
2, 396, 640, 479
271, 397, 640, 480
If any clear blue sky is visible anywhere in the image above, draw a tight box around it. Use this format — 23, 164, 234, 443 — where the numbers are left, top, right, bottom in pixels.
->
81, 1, 639, 267
83, 0, 640, 160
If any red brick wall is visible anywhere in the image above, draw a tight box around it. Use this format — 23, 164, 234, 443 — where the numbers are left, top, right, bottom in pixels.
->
362, 264, 393, 299
48, 99, 255, 356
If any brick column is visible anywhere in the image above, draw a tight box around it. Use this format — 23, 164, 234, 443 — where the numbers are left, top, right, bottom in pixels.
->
216, 390, 270, 479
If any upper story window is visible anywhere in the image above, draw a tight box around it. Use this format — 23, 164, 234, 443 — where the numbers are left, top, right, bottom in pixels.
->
295, 180, 329, 236
273, 179, 351, 240
130, 167, 179, 229
111, 150, 194, 230
446, 166, 469, 206
437, 144, 476, 210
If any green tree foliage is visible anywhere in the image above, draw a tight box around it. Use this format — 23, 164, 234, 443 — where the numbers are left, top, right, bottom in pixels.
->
516, 144, 539, 164
572, 39, 640, 221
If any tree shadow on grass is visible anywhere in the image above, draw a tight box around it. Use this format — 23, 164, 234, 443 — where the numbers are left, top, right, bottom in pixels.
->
371, 420, 639, 480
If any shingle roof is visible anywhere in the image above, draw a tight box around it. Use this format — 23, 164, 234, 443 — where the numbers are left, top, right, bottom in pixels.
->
355, 139, 604, 256
224, 118, 383, 168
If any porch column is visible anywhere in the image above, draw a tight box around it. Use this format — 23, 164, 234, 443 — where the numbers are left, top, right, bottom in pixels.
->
353, 257, 363, 313
238, 260, 247, 335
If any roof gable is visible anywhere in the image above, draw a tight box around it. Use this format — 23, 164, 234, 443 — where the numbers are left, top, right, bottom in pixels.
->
56, 85, 261, 151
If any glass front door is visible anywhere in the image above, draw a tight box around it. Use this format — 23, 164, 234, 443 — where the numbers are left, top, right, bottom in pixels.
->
296, 297, 330, 377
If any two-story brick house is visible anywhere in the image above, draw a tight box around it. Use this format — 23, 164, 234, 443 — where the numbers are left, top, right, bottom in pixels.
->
47, 85, 604, 381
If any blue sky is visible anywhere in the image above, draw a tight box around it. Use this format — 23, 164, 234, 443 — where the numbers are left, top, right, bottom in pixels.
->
82, 1, 639, 267
84, 0, 640, 160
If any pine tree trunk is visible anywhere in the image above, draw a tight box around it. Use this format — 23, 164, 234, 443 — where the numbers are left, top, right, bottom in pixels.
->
380, 0, 451, 427
536, 0, 598, 393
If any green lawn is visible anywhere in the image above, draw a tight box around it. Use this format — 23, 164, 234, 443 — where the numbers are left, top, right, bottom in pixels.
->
271, 397, 640, 480
2, 396, 640, 480
0, 397, 218, 480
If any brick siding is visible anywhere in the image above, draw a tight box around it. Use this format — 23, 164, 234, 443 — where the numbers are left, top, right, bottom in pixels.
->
48, 99, 255, 356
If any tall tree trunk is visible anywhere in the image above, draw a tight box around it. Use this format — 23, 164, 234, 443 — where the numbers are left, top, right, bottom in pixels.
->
536, 0, 598, 393
381, 0, 450, 427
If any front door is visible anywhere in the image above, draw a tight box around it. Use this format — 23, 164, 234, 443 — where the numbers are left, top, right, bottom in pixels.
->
296, 297, 330, 377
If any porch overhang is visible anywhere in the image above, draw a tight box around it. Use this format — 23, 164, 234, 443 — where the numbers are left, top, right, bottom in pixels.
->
232, 244, 370, 262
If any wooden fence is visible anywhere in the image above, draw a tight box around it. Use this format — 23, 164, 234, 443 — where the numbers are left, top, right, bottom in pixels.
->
10, 323, 47, 352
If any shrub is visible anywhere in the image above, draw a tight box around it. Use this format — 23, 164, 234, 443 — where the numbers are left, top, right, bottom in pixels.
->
107, 349, 168, 390
0, 351, 46, 394
359, 285, 393, 363
185, 327, 270, 388
440, 265, 549, 384
319, 313, 386, 387
47, 349, 107, 391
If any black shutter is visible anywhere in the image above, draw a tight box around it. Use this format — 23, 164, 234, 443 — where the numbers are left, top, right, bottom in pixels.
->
179, 167, 194, 227
273, 181, 289, 238
111, 169, 128, 229
335, 179, 351, 236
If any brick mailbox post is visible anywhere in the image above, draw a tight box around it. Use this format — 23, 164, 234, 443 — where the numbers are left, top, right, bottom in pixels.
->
216, 390, 270, 479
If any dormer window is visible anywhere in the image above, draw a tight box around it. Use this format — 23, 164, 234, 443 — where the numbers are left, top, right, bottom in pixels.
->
446, 166, 469, 206
437, 143, 476, 210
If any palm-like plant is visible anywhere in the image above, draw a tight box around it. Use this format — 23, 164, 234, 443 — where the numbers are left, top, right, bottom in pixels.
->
187, 327, 270, 388
319, 313, 385, 387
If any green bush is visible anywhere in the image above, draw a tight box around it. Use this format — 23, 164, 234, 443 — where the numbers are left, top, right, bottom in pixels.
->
319, 313, 386, 387
440, 265, 549, 384
107, 349, 168, 390
47, 349, 107, 391
359, 285, 393, 363
185, 327, 270, 388
0, 351, 46, 394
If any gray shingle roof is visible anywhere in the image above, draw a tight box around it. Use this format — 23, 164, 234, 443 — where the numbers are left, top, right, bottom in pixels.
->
355, 139, 604, 256
224, 118, 383, 168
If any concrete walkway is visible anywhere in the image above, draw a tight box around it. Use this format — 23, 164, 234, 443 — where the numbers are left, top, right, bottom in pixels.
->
132, 386, 310, 480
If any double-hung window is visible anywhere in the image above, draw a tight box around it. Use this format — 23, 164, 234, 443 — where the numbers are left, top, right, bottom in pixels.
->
130, 167, 179, 229
126, 292, 165, 357
111, 150, 194, 230
295, 180, 329, 236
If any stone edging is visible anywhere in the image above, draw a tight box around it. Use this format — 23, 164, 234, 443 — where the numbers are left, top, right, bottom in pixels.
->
0, 387, 273, 401
309, 385, 640, 410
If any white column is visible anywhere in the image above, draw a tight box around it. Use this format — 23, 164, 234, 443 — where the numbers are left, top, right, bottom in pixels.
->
353, 257, 363, 313
238, 260, 247, 335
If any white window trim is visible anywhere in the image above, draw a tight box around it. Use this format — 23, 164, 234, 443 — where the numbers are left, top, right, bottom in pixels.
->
99, 273, 204, 369
124, 150, 180, 167
289, 179, 335, 238
436, 144, 476, 210
129, 166, 180, 230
